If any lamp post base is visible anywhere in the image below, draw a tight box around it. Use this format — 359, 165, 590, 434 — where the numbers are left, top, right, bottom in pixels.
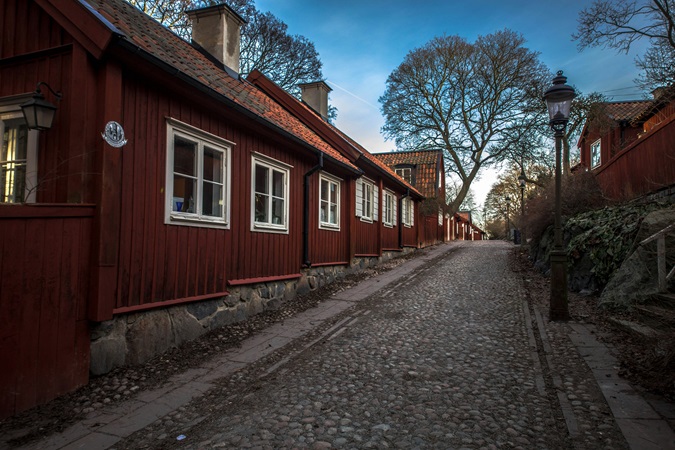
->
549, 249, 570, 321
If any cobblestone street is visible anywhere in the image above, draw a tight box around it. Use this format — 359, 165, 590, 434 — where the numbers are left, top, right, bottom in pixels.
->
112, 241, 627, 449
12, 241, 675, 449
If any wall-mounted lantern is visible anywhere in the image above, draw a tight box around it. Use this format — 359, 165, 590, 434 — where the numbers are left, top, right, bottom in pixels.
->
20, 82, 62, 131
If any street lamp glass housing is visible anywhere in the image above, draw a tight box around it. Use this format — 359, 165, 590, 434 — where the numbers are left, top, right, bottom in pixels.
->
543, 71, 575, 124
518, 171, 526, 188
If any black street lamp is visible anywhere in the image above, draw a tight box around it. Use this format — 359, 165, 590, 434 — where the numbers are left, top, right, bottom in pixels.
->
518, 170, 526, 246
543, 71, 575, 321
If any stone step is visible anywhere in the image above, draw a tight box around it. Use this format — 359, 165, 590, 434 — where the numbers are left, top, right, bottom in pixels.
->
607, 317, 661, 339
633, 304, 675, 330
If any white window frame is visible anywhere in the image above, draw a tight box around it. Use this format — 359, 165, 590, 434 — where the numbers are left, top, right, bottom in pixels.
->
165, 118, 232, 229
383, 189, 397, 227
402, 197, 414, 227
590, 139, 601, 169
356, 177, 377, 223
319, 172, 341, 230
0, 100, 38, 204
395, 167, 412, 184
251, 153, 291, 234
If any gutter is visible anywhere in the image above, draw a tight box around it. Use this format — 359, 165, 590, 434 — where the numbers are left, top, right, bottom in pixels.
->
303, 153, 323, 267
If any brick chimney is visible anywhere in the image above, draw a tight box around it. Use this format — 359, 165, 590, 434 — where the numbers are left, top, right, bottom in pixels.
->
299, 81, 332, 121
187, 4, 246, 75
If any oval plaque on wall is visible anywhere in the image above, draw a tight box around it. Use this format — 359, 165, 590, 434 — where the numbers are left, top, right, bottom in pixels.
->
102, 121, 127, 148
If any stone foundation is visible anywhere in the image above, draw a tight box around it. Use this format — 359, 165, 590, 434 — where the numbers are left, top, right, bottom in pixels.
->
90, 249, 414, 375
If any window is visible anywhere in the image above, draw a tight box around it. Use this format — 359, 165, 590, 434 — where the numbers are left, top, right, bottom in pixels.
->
590, 139, 601, 168
0, 106, 37, 203
166, 119, 231, 227
383, 190, 397, 227
252, 154, 290, 233
402, 196, 414, 227
319, 173, 340, 229
395, 167, 412, 184
355, 177, 377, 222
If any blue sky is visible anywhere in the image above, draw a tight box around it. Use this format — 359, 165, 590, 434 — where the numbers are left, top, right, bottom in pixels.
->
254, 0, 648, 204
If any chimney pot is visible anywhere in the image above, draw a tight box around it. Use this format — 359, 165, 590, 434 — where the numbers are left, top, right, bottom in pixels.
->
187, 4, 246, 75
299, 81, 332, 121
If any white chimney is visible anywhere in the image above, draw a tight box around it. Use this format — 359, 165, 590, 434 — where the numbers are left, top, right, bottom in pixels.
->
187, 4, 246, 75
299, 81, 332, 121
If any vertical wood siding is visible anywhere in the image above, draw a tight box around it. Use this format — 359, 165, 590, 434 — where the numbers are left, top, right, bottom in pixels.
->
0, 206, 93, 419
594, 117, 675, 200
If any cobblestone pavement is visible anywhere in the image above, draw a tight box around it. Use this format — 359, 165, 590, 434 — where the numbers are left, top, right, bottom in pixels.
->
112, 241, 630, 449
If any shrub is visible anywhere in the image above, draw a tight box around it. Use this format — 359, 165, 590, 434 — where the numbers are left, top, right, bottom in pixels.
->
525, 170, 609, 244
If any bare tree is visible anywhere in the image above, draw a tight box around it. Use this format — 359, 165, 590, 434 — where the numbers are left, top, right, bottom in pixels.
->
574, 0, 675, 90
126, 0, 326, 100
379, 30, 550, 215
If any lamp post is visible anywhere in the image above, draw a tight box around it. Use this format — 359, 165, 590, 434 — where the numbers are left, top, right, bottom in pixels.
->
543, 71, 575, 321
505, 195, 511, 241
518, 170, 526, 246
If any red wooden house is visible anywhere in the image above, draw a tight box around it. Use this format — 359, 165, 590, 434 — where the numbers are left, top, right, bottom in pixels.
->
373, 150, 448, 246
0, 0, 423, 418
249, 73, 425, 256
578, 88, 675, 200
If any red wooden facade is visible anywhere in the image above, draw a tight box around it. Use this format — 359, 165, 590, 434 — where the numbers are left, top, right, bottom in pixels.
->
578, 93, 675, 200
0, 0, 428, 418
593, 116, 675, 199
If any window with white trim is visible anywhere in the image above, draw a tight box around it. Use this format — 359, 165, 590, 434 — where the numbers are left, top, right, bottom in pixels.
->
355, 177, 377, 222
590, 139, 601, 168
395, 167, 412, 184
0, 106, 38, 203
402, 197, 414, 227
383, 190, 397, 227
252, 154, 290, 232
319, 173, 340, 229
166, 119, 231, 227
401, 197, 415, 227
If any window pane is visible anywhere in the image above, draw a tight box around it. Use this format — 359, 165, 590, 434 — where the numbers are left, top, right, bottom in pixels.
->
320, 201, 328, 222
255, 193, 268, 222
174, 136, 196, 176
272, 170, 284, 197
202, 181, 223, 217
320, 179, 328, 201
272, 197, 284, 225
330, 204, 337, 224
330, 182, 337, 203
255, 164, 268, 194
1, 118, 28, 203
173, 175, 196, 212
203, 146, 223, 183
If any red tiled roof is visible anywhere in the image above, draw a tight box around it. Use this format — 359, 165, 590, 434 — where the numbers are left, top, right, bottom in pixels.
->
374, 150, 441, 198
81, 0, 357, 171
603, 101, 651, 122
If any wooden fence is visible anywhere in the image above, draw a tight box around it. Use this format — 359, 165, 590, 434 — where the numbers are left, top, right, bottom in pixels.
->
0, 204, 94, 419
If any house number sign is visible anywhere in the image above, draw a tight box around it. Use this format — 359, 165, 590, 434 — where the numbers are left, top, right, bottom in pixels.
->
102, 121, 127, 148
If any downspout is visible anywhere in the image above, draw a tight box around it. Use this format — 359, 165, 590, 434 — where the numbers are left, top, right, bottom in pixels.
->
303, 153, 323, 267
399, 188, 410, 249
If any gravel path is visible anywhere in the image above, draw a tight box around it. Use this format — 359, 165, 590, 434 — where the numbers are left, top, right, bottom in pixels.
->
111, 241, 628, 449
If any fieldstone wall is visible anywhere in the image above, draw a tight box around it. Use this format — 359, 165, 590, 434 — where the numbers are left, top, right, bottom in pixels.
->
90, 250, 412, 376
